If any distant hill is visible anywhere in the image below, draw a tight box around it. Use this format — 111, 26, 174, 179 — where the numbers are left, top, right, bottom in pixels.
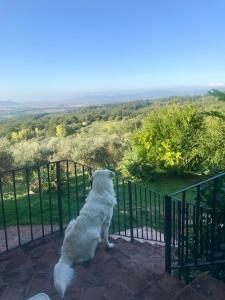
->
0, 89, 211, 121
0, 100, 21, 107
0, 101, 81, 121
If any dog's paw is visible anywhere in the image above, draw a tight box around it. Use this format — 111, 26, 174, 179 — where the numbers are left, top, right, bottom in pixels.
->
107, 242, 115, 249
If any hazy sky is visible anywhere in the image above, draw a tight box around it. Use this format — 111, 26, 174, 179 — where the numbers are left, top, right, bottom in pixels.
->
0, 0, 225, 102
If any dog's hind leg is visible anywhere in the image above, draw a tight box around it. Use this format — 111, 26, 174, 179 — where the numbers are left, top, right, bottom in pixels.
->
77, 230, 100, 263
102, 221, 115, 249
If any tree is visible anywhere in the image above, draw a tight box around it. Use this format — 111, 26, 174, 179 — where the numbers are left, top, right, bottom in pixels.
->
56, 123, 69, 138
11, 128, 32, 141
53, 132, 126, 168
121, 102, 221, 178
0, 138, 14, 172
208, 89, 225, 101
12, 140, 52, 166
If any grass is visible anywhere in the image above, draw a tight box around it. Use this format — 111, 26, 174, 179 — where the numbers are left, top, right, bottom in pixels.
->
142, 172, 203, 195
0, 170, 205, 241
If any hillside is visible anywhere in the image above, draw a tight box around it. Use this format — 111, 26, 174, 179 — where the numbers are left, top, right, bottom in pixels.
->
0, 95, 207, 138
0, 93, 224, 194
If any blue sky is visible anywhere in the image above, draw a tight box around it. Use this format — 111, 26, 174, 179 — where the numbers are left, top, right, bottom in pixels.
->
0, 0, 225, 102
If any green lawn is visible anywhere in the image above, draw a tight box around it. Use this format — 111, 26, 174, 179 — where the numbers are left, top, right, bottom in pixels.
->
142, 172, 203, 195
0, 171, 204, 239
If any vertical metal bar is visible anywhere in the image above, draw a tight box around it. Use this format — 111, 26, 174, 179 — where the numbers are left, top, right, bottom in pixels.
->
66, 160, 71, 221
154, 192, 157, 240
0, 175, 8, 251
82, 165, 86, 200
128, 181, 134, 243
123, 179, 126, 236
172, 201, 176, 247
111, 176, 115, 234
149, 190, 153, 239
159, 194, 161, 242
88, 167, 93, 189
200, 207, 203, 256
47, 164, 53, 233
74, 163, 79, 215
25, 168, 33, 240
211, 178, 218, 261
181, 192, 186, 266
185, 203, 189, 264
194, 185, 200, 266
56, 161, 63, 235
162, 196, 165, 243
12, 170, 21, 246
192, 205, 196, 264
37, 166, 44, 237
140, 186, 143, 238
144, 188, 148, 240
206, 209, 209, 261
116, 177, 120, 235
177, 201, 181, 271
134, 184, 138, 237
165, 195, 172, 274
111, 190, 115, 234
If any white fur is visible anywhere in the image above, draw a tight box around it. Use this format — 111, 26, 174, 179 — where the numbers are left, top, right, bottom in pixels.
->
53, 169, 116, 298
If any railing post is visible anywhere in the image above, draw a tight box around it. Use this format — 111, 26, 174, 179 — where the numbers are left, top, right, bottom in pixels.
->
56, 161, 63, 235
211, 177, 218, 261
128, 181, 134, 243
165, 195, 172, 274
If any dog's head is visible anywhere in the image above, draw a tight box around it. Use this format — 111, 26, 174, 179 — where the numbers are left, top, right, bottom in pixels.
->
91, 169, 115, 182
90, 169, 116, 203
91, 169, 115, 192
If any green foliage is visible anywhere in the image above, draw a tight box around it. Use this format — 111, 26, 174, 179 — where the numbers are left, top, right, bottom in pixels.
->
11, 128, 33, 141
55, 123, 69, 137
182, 176, 225, 282
123, 102, 225, 179
198, 116, 225, 174
208, 89, 225, 102
0, 94, 224, 176
0, 138, 14, 172
12, 140, 53, 166
201, 176, 225, 263
29, 164, 57, 193
0, 99, 155, 141
53, 131, 127, 168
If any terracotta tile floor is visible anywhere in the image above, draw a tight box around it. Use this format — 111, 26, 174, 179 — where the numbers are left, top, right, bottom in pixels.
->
0, 233, 183, 300
1, 232, 225, 300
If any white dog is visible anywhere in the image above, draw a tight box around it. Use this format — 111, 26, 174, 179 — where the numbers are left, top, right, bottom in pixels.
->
53, 169, 116, 298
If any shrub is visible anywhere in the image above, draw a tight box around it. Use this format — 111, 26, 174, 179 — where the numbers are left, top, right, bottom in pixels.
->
122, 102, 225, 179
0, 138, 14, 172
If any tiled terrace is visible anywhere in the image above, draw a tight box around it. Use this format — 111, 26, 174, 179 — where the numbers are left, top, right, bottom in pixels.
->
0, 232, 171, 300
0, 233, 225, 300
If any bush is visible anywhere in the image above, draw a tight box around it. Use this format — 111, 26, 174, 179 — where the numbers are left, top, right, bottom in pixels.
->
0, 138, 14, 172
11, 140, 53, 166
122, 102, 225, 179
53, 132, 126, 168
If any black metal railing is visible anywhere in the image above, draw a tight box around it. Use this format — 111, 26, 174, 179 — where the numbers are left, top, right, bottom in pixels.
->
165, 172, 225, 281
0, 160, 164, 255
0, 160, 93, 253
112, 177, 165, 242
2, 159, 224, 283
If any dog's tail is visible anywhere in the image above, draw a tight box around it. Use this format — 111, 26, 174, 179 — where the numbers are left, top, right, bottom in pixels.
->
54, 256, 75, 298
